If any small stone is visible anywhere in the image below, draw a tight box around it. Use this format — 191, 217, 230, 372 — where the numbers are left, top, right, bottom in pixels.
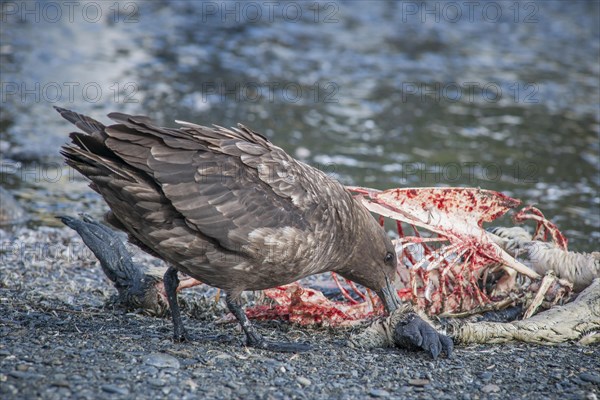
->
479, 372, 493, 382
101, 384, 129, 395
297, 377, 311, 387
1, 384, 18, 395
181, 359, 197, 367
8, 371, 44, 380
273, 377, 286, 386
51, 380, 71, 388
143, 353, 180, 369
580, 372, 600, 385
482, 384, 500, 393
148, 378, 165, 388
368, 389, 390, 398
408, 379, 430, 386
209, 353, 233, 363
515, 357, 525, 363
225, 381, 239, 390
571, 377, 586, 386
15, 364, 29, 372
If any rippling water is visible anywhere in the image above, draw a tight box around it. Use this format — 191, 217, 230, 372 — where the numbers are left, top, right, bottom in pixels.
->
1, 1, 598, 250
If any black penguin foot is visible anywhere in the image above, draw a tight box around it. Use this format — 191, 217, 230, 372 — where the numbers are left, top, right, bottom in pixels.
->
393, 313, 453, 360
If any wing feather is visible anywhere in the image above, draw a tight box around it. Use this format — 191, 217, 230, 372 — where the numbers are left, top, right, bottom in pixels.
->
100, 114, 324, 253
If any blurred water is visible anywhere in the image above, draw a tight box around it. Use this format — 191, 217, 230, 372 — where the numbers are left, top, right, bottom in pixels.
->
1, 1, 598, 250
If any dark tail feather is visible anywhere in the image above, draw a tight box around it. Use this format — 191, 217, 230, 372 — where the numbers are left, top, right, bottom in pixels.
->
54, 106, 105, 135
54, 106, 119, 160
60, 144, 138, 187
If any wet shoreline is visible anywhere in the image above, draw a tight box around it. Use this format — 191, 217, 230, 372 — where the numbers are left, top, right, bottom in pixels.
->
1, 1, 599, 251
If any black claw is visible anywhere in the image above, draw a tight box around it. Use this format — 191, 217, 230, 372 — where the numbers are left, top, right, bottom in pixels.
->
225, 293, 311, 353
440, 335, 454, 359
393, 313, 453, 359
424, 336, 441, 360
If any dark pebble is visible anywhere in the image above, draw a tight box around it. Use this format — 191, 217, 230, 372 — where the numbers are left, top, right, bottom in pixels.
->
8, 371, 44, 380
181, 359, 197, 367
571, 377, 586, 386
51, 380, 71, 388
408, 378, 430, 386
369, 389, 390, 398
273, 377, 287, 386
148, 378, 165, 388
143, 353, 181, 369
482, 384, 500, 393
225, 381, 240, 390
101, 384, 129, 395
580, 372, 600, 385
479, 372, 493, 382
139, 366, 159, 376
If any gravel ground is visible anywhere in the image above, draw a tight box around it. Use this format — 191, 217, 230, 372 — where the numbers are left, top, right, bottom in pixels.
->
1, 226, 599, 400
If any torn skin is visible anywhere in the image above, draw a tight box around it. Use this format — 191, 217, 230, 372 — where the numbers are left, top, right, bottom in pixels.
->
349, 279, 600, 349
